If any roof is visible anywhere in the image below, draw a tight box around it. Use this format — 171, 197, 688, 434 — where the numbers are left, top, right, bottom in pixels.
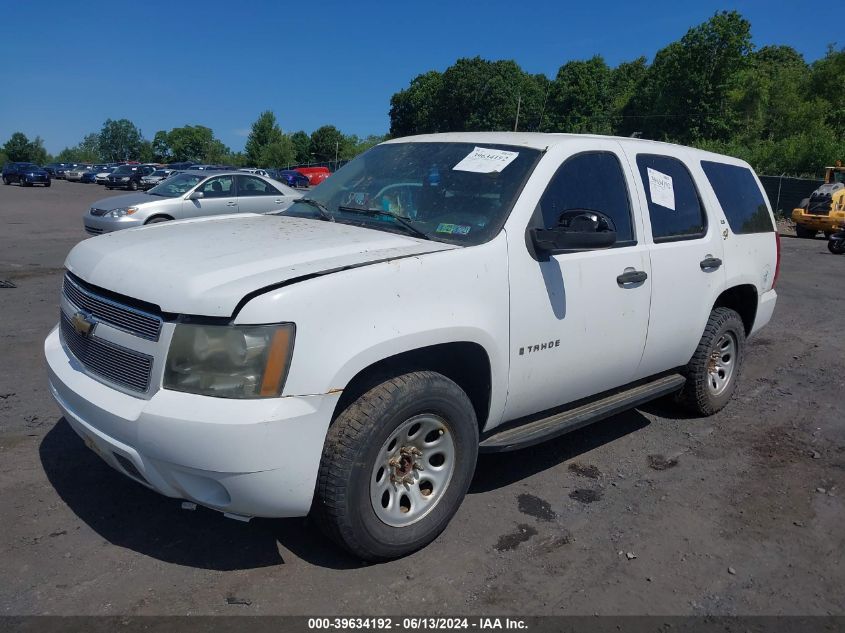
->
381, 131, 748, 166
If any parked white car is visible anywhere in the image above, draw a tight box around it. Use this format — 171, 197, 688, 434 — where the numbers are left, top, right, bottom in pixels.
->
95, 166, 116, 184
239, 168, 269, 178
83, 170, 302, 234
140, 168, 175, 190
46, 132, 778, 560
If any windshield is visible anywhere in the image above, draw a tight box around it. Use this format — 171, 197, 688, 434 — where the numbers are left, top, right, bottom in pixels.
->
147, 173, 203, 197
282, 142, 540, 245
112, 166, 135, 175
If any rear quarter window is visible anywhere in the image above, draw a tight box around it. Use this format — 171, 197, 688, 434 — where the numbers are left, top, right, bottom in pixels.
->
701, 161, 774, 234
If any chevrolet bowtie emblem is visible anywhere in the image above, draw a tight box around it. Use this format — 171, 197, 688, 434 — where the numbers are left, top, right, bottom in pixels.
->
71, 311, 96, 337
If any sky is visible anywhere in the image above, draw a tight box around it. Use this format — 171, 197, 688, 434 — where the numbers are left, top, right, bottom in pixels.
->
0, 0, 837, 155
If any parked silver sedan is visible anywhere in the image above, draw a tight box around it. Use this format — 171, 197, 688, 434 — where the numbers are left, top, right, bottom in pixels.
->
83, 170, 302, 235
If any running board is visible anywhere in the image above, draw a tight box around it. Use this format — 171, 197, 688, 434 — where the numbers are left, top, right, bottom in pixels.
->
479, 373, 686, 453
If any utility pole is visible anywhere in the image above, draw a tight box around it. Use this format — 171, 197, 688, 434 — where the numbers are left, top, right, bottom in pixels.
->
335, 140, 339, 167
514, 93, 521, 132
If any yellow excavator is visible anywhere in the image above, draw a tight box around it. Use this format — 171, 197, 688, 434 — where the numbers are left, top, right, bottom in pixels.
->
792, 163, 845, 238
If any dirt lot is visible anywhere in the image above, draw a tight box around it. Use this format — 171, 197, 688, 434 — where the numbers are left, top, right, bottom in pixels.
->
0, 179, 843, 616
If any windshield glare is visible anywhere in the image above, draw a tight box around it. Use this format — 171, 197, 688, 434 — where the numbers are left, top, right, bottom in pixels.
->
282, 142, 540, 245
113, 166, 135, 175
147, 173, 203, 197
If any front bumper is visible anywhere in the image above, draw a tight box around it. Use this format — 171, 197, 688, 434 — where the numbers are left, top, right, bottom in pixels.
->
45, 326, 338, 517
83, 213, 146, 234
792, 212, 844, 232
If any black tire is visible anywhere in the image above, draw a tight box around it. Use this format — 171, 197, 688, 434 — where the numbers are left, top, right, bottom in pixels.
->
678, 307, 746, 416
313, 371, 478, 561
145, 216, 172, 225
795, 225, 816, 239
105, 187, 113, 190
45, 181, 51, 187
129, 180, 138, 191
828, 238, 845, 255
2, 177, 9, 185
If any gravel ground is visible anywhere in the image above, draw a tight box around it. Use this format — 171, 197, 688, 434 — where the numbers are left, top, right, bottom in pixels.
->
0, 179, 843, 616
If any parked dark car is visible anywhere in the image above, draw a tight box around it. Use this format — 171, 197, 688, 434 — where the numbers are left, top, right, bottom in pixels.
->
2, 162, 51, 187
43, 163, 67, 178
81, 169, 99, 183
105, 164, 156, 190
269, 168, 310, 188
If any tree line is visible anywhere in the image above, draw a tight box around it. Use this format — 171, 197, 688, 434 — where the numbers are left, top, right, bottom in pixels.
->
0, 113, 386, 169
2, 11, 842, 177
389, 11, 844, 177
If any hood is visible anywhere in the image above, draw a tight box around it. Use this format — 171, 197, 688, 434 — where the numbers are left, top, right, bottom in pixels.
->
65, 214, 458, 317
90, 192, 153, 211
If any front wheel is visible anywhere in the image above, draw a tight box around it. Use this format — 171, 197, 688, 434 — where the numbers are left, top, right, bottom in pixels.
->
45, 181, 51, 187
313, 371, 478, 561
678, 307, 746, 416
129, 180, 138, 191
828, 238, 845, 255
2, 177, 9, 185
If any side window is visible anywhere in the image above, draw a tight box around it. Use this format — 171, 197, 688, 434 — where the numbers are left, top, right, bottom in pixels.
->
237, 175, 280, 197
538, 151, 635, 244
199, 176, 234, 198
636, 154, 706, 242
701, 161, 773, 234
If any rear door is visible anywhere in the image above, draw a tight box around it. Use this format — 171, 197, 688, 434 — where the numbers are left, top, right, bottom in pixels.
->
627, 151, 726, 378
180, 175, 238, 218
235, 175, 298, 214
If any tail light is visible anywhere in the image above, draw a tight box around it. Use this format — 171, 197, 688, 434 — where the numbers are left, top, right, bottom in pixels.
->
772, 232, 781, 289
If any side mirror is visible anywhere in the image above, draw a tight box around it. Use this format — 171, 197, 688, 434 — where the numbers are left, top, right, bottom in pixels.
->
188, 191, 204, 200
531, 226, 617, 255
530, 209, 617, 256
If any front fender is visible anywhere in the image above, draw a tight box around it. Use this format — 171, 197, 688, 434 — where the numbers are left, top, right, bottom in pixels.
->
235, 234, 511, 426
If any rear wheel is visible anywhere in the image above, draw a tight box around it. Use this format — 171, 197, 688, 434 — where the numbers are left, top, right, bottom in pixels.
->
2, 177, 9, 185
795, 225, 816, 239
678, 307, 746, 416
313, 371, 478, 561
828, 238, 845, 255
129, 180, 138, 191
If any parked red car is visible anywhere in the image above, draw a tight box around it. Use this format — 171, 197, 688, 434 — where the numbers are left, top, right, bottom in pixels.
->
294, 166, 331, 185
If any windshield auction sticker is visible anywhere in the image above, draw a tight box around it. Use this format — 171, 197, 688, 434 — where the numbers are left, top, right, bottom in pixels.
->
647, 167, 675, 210
453, 147, 519, 173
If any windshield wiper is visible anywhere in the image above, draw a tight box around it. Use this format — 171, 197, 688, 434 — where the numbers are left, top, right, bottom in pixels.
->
296, 198, 334, 222
337, 206, 431, 241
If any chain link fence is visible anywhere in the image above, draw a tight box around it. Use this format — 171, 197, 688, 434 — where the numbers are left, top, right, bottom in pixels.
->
758, 175, 823, 218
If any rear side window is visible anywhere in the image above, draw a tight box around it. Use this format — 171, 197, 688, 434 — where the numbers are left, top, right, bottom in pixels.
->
701, 161, 773, 234
539, 152, 635, 244
636, 154, 706, 242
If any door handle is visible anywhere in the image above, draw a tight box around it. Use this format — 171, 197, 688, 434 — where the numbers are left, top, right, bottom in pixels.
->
274, 199, 283, 204
226, 201, 237, 207
617, 269, 648, 285
700, 256, 722, 270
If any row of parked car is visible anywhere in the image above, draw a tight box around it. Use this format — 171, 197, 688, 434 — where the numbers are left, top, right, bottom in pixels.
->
9, 160, 332, 191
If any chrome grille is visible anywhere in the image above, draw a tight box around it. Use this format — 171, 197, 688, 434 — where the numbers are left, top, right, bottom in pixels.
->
63, 275, 162, 341
60, 312, 153, 393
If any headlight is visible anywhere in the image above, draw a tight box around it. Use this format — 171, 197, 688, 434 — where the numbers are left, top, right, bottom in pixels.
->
107, 207, 138, 217
164, 323, 295, 398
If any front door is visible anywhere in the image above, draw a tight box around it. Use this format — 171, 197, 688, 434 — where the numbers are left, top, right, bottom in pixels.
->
503, 145, 652, 422
182, 175, 238, 218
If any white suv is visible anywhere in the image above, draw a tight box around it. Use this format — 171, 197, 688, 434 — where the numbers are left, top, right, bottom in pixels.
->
45, 132, 779, 560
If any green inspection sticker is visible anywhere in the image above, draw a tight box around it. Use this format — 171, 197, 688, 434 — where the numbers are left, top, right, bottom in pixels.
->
436, 223, 471, 235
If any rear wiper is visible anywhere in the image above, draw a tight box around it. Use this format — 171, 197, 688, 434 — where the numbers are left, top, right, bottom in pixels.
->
297, 198, 334, 222
337, 206, 431, 241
